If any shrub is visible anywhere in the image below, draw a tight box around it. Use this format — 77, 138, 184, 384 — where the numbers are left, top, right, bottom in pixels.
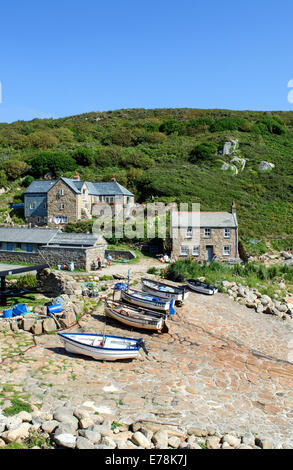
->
189, 142, 218, 163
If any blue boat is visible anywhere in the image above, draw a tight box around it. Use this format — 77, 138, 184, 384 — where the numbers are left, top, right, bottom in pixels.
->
121, 288, 175, 314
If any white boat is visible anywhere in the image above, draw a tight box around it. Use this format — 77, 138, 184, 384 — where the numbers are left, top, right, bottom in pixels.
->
104, 299, 168, 332
58, 332, 147, 361
186, 279, 218, 295
121, 288, 174, 312
141, 278, 188, 302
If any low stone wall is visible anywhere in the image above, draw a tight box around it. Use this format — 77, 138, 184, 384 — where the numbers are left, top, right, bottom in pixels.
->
105, 249, 136, 260
0, 245, 106, 271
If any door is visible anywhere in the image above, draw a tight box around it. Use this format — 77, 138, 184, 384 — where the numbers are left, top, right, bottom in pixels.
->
205, 246, 213, 262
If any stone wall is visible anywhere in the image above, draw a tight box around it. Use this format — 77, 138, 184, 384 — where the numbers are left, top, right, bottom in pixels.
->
47, 180, 77, 225
0, 245, 106, 271
171, 227, 238, 261
105, 249, 136, 260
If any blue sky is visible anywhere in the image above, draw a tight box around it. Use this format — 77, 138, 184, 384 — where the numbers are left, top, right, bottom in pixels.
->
0, 0, 293, 122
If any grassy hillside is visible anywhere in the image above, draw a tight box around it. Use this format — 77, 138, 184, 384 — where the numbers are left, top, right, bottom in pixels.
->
0, 108, 292, 252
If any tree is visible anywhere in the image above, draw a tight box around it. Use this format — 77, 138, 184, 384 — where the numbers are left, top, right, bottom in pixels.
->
73, 147, 94, 166
1, 159, 29, 179
189, 142, 218, 163
29, 152, 76, 177
159, 120, 184, 135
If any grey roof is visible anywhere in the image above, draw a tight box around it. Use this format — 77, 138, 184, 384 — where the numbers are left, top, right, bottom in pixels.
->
0, 227, 59, 244
86, 181, 134, 196
0, 227, 106, 248
51, 232, 106, 247
171, 211, 237, 228
24, 180, 57, 194
25, 178, 134, 197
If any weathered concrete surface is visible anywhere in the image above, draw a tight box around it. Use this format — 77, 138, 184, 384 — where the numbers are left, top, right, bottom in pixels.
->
1, 290, 293, 448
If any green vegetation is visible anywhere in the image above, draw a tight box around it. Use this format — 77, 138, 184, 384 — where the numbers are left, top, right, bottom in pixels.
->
3, 397, 33, 416
0, 108, 292, 247
167, 260, 293, 299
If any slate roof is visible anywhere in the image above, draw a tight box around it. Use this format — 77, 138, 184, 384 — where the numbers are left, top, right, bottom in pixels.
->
25, 178, 134, 197
0, 227, 106, 248
171, 211, 238, 228
24, 180, 57, 194
51, 232, 106, 247
0, 227, 59, 244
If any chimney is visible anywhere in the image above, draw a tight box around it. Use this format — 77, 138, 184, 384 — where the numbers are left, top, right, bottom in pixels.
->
73, 171, 80, 181
231, 200, 236, 214
111, 176, 117, 182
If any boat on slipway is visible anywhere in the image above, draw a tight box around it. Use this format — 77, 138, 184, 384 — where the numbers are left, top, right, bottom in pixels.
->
121, 288, 175, 313
185, 279, 218, 295
141, 277, 188, 303
104, 299, 168, 332
58, 332, 148, 361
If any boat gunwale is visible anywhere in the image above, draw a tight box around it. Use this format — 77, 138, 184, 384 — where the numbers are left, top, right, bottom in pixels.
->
58, 332, 142, 351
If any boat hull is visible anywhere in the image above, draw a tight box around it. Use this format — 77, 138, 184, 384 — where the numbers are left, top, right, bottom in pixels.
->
141, 278, 188, 302
105, 303, 165, 331
58, 333, 142, 361
186, 279, 218, 295
121, 289, 170, 311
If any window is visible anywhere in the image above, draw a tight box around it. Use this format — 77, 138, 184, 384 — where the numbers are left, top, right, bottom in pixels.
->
29, 202, 36, 210
43, 202, 47, 209
62, 216, 68, 224
224, 228, 231, 238
105, 196, 114, 203
180, 245, 189, 256
37, 217, 41, 223
186, 227, 193, 238
27, 244, 33, 253
192, 245, 200, 256
223, 245, 231, 256
60, 189, 65, 196
59, 203, 64, 210
204, 228, 211, 238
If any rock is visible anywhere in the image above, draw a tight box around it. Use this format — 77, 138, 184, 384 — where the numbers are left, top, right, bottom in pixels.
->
31, 320, 43, 335
206, 436, 221, 449
222, 434, 241, 447
255, 437, 273, 449
242, 433, 255, 446
79, 417, 95, 429
22, 317, 35, 332
41, 420, 59, 434
42, 317, 57, 333
132, 431, 152, 449
60, 311, 76, 329
281, 252, 292, 260
15, 411, 32, 423
54, 433, 76, 449
187, 427, 207, 437
139, 427, 153, 440
168, 436, 181, 448
1, 423, 31, 443
79, 429, 101, 444
73, 409, 90, 420
152, 429, 169, 449
258, 161, 275, 171
5, 416, 23, 430
101, 436, 116, 448
54, 423, 77, 436
76, 436, 95, 449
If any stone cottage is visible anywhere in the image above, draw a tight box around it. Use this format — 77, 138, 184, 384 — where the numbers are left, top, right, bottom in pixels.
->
171, 202, 239, 262
24, 174, 134, 226
0, 227, 107, 271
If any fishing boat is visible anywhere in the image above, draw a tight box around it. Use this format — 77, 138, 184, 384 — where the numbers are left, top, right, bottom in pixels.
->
121, 288, 174, 313
141, 278, 188, 302
58, 332, 147, 361
104, 299, 168, 332
185, 279, 218, 295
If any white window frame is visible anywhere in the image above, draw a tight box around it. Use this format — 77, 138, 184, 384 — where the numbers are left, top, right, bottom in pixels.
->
204, 228, 211, 238
192, 245, 200, 256
223, 245, 231, 256
224, 228, 231, 238
186, 227, 193, 239
62, 216, 68, 224
59, 203, 65, 210
29, 202, 36, 210
60, 189, 65, 196
180, 245, 189, 256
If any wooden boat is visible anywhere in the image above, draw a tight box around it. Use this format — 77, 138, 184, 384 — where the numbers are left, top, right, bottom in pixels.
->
186, 279, 218, 295
104, 299, 168, 332
141, 278, 188, 302
58, 332, 147, 361
121, 288, 174, 313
